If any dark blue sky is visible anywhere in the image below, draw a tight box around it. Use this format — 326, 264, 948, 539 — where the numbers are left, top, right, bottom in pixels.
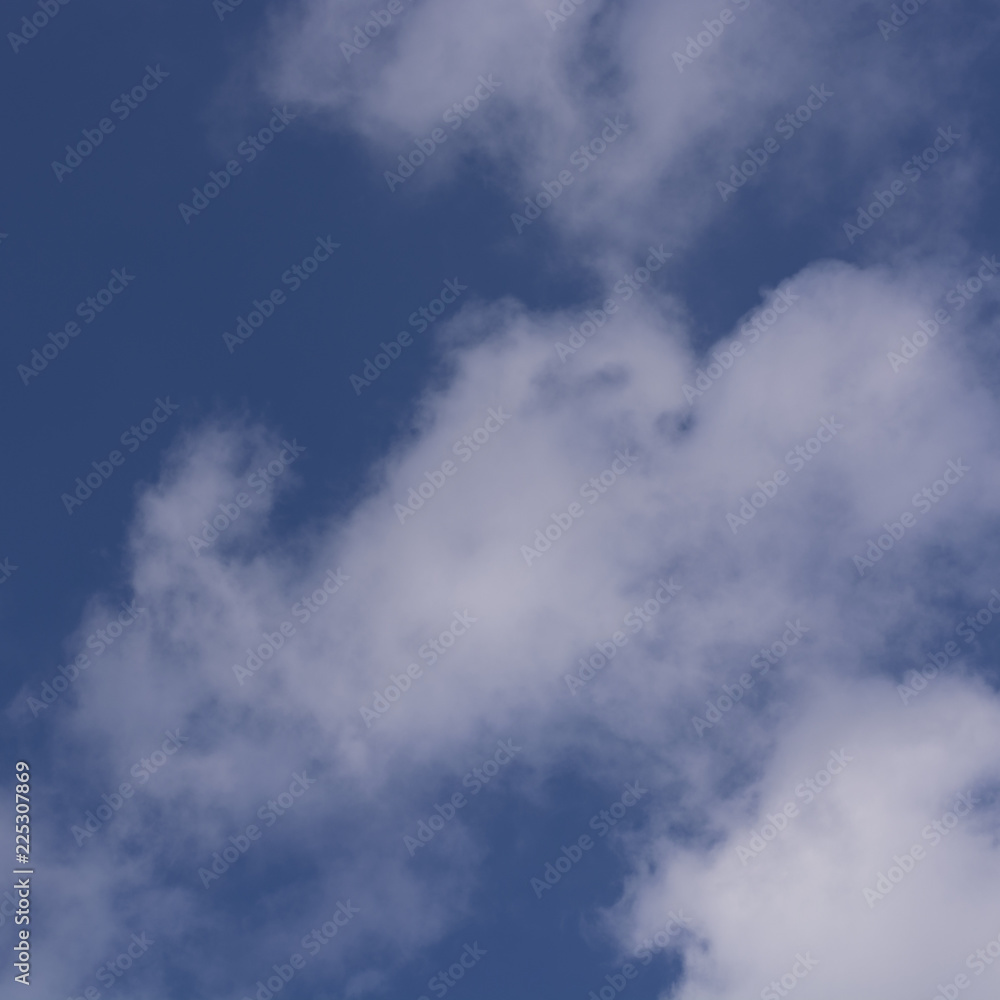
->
3, 0, 997, 683
3, 1, 1000, 998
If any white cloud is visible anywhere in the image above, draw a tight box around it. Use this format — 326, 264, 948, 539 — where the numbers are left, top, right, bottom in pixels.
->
15, 248, 1000, 995
13, 1, 1000, 996
255, 0, 999, 254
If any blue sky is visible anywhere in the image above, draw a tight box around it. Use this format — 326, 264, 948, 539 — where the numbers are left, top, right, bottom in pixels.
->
3, 1, 1000, 999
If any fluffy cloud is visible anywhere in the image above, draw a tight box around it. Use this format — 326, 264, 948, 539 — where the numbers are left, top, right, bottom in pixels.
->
256, 0, 998, 252
15, 246, 1000, 996
10, 1, 1000, 997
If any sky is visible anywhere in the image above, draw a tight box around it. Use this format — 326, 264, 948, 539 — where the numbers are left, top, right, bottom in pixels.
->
2, 1, 1000, 998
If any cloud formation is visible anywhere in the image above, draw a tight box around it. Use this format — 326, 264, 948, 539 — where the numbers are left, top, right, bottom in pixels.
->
9, 1, 1000, 998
